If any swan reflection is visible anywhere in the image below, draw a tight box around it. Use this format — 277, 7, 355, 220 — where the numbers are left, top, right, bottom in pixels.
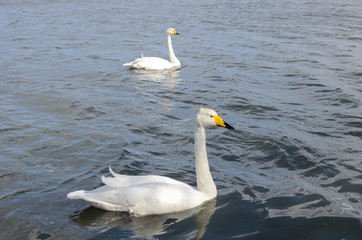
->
70, 198, 216, 239
132, 68, 181, 89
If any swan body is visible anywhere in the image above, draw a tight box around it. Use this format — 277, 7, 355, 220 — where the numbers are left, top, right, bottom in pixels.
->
123, 28, 181, 70
67, 108, 234, 216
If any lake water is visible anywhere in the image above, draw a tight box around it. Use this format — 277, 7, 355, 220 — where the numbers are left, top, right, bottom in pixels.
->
1, 0, 361, 239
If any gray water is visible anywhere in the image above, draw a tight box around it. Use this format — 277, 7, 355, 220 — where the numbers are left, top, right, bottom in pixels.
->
1, 0, 362, 239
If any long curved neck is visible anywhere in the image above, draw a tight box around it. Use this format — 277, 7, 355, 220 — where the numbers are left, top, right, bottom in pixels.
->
194, 125, 217, 199
167, 34, 181, 66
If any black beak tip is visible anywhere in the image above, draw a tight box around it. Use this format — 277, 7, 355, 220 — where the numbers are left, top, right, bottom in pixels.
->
225, 122, 234, 130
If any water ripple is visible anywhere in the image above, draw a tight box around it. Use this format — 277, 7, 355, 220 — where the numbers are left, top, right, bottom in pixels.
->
1, 0, 361, 239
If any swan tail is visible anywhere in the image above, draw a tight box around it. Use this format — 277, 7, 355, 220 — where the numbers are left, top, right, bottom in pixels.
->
67, 190, 86, 200
67, 189, 130, 212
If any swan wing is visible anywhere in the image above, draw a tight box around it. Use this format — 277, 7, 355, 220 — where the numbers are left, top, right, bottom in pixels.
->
67, 182, 206, 216
123, 56, 175, 70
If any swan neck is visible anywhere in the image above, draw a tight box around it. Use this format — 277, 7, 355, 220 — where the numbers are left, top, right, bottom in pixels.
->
167, 34, 180, 66
194, 125, 217, 199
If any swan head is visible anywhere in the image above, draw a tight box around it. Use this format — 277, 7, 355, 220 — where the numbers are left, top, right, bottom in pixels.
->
196, 108, 234, 129
167, 28, 180, 35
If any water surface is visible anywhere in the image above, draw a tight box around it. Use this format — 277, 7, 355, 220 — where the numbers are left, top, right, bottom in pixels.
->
1, 0, 361, 239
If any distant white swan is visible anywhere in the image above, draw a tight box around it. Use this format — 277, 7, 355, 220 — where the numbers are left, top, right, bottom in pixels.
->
123, 28, 181, 70
67, 108, 234, 216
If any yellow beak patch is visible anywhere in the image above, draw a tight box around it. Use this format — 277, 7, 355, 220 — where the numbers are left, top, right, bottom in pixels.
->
213, 115, 226, 127
213, 115, 234, 129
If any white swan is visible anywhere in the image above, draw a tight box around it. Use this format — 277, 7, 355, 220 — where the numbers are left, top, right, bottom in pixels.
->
123, 28, 181, 70
67, 108, 234, 216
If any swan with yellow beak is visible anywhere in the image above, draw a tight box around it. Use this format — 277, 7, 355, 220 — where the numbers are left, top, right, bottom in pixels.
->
67, 108, 233, 216
123, 28, 181, 70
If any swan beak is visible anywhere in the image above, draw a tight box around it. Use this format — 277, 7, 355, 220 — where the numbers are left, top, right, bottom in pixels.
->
173, 30, 180, 35
213, 115, 234, 130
